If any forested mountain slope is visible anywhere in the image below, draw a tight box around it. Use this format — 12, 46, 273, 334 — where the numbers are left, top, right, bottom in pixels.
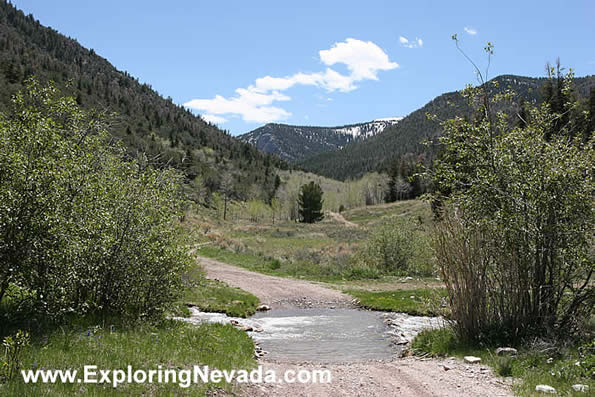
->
300, 74, 594, 180
0, 1, 285, 200
239, 118, 401, 163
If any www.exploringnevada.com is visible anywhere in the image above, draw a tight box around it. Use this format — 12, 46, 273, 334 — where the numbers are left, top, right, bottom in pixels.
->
21, 365, 332, 388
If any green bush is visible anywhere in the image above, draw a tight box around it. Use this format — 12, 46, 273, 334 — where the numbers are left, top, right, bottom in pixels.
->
0, 80, 190, 322
1, 330, 30, 381
411, 327, 458, 356
352, 219, 435, 276
429, 71, 594, 342
268, 259, 281, 270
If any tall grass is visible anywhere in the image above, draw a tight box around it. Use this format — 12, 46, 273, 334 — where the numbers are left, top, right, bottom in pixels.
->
1, 321, 255, 396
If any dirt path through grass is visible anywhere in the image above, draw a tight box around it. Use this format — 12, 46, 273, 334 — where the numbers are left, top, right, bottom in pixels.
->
199, 255, 513, 397
327, 211, 359, 227
197, 255, 352, 309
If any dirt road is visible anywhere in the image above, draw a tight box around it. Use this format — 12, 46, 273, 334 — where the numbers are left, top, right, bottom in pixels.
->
198, 255, 352, 309
327, 211, 359, 228
197, 256, 513, 397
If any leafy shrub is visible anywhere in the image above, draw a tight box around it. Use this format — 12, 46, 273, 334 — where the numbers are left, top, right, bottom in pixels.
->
353, 219, 435, 276
429, 73, 594, 342
268, 259, 281, 270
353, 223, 410, 273
0, 80, 190, 321
411, 327, 457, 356
1, 330, 30, 381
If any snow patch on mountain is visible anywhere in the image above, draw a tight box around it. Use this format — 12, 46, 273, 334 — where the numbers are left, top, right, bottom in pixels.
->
335, 117, 402, 138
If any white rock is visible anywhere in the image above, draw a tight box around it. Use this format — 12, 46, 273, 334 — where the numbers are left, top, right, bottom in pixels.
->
535, 384, 556, 394
256, 304, 271, 311
572, 384, 589, 392
464, 356, 481, 364
495, 347, 518, 356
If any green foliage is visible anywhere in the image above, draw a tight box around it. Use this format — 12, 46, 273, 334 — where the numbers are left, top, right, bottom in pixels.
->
428, 69, 594, 341
352, 220, 435, 276
268, 259, 281, 270
0, 1, 285, 201
0, 80, 190, 321
353, 223, 410, 273
0, 321, 255, 395
411, 327, 460, 357
275, 170, 389, 221
298, 181, 324, 223
347, 288, 447, 316
195, 200, 434, 282
1, 330, 30, 381
181, 277, 259, 318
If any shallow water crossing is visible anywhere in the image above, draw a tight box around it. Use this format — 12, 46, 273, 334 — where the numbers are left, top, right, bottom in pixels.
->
252, 308, 394, 362
179, 307, 441, 363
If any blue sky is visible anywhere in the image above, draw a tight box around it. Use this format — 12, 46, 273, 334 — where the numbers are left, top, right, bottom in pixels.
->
11, 0, 595, 135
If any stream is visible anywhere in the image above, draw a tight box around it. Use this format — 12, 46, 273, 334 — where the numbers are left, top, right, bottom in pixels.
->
178, 307, 442, 363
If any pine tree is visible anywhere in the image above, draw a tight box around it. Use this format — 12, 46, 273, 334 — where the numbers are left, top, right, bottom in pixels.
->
298, 181, 324, 223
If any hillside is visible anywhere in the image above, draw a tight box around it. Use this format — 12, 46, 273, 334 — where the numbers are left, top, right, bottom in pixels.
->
300, 74, 594, 180
0, 1, 285, 200
238, 118, 401, 163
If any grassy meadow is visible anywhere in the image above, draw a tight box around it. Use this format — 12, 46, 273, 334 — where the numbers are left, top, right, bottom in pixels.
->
188, 199, 436, 283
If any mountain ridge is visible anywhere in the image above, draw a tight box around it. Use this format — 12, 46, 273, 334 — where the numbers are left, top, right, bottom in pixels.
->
299, 73, 594, 180
238, 118, 402, 163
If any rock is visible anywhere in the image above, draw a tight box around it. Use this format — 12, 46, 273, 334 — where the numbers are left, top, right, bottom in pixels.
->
464, 356, 481, 364
496, 347, 518, 356
230, 319, 240, 326
546, 357, 554, 364
441, 364, 454, 371
239, 325, 253, 332
572, 384, 588, 392
256, 304, 271, 311
535, 385, 556, 394
252, 326, 264, 333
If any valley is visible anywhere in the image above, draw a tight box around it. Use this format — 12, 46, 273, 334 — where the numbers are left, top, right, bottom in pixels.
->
0, 1, 593, 397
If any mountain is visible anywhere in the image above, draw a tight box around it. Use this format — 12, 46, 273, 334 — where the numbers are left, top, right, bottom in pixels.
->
300, 74, 594, 180
238, 118, 402, 163
0, 1, 286, 201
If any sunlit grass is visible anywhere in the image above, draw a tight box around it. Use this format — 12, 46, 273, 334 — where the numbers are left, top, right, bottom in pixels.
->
346, 288, 447, 316
2, 321, 256, 396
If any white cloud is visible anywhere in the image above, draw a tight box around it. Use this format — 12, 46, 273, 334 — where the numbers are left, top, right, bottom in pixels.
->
184, 38, 398, 124
319, 38, 398, 81
399, 35, 423, 48
202, 114, 227, 124
184, 89, 291, 124
464, 27, 477, 35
